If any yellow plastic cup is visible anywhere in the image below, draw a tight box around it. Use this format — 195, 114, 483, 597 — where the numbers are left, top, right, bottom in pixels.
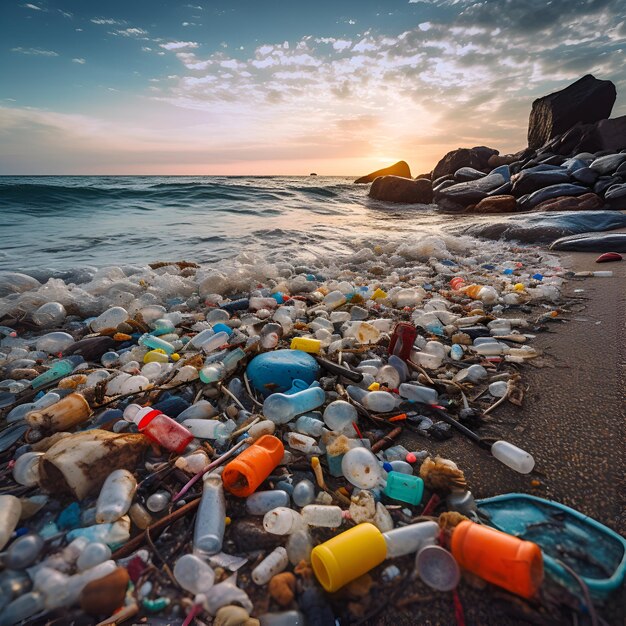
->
311, 523, 387, 592
143, 349, 169, 364
290, 337, 322, 354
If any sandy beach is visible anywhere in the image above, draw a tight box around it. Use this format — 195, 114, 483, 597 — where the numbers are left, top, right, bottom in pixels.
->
374, 247, 626, 626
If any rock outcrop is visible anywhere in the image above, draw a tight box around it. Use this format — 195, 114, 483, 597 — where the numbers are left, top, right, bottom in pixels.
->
533, 192, 603, 212
467, 195, 518, 213
369, 176, 433, 203
528, 74, 616, 149
431, 146, 498, 180
355, 161, 411, 184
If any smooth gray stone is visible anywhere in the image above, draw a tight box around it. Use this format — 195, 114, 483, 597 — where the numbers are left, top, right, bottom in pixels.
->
511, 170, 571, 196
487, 182, 513, 196
550, 232, 626, 251
594, 176, 622, 196
589, 153, 626, 175
454, 167, 485, 181
452, 210, 626, 243
435, 172, 506, 205
519, 183, 588, 210
571, 167, 598, 185
604, 183, 626, 209
564, 158, 589, 173
488, 165, 511, 182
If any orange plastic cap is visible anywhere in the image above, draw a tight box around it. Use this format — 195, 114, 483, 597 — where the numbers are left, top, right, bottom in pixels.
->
222, 435, 284, 497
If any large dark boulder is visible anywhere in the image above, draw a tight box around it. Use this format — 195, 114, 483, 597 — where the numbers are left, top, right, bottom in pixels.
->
369, 175, 433, 203
528, 74, 616, 149
434, 172, 507, 207
511, 169, 571, 196
355, 161, 411, 184
519, 183, 588, 210
431, 146, 498, 180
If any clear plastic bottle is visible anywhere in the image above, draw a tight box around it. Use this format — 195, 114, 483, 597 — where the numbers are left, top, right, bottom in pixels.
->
263, 386, 326, 424
286, 529, 313, 565
302, 505, 343, 528
383, 521, 439, 558
246, 490, 290, 515
193, 475, 226, 555
30, 359, 75, 389
490, 441, 535, 474
174, 553, 215, 594
138, 333, 176, 355
251, 547, 289, 585
341, 448, 382, 489
292, 479, 316, 507
0, 495, 22, 551
398, 383, 438, 405
294, 414, 325, 437
200, 331, 229, 354
95, 469, 137, 523
363, 391, 397, 413
263, 507, 304, 535
182, 419, 231, 440
323, 401, 357, 434
91, 307, 129, 332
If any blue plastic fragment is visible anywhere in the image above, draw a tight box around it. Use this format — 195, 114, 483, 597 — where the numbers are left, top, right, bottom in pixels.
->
212, 323, 233, 336
503, 268, 514, 275
57, 502, 82, 530
532, 273, 543, 281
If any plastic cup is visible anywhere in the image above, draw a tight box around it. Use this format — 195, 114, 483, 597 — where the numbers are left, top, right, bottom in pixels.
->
416, 545, 460, 591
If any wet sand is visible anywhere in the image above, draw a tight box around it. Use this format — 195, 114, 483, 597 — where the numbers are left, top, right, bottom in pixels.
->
373, 249, 625, 626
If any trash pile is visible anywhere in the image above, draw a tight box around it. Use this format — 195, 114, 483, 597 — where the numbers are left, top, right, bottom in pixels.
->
0, 238, 623, 625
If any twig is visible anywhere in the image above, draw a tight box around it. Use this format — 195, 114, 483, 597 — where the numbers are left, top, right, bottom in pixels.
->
112, 497, 201, 560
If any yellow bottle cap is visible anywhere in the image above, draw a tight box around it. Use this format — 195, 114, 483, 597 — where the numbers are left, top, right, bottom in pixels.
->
311, 523, 387, 592
368, 382, 380, 391
290, 337, 321, 354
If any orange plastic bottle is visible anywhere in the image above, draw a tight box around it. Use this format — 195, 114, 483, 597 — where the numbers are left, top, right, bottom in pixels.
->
222, 435, 284, 497
451, 520, 543, 598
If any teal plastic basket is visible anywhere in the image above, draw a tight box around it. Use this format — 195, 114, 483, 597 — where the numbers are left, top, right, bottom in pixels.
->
477, 493, 626, 598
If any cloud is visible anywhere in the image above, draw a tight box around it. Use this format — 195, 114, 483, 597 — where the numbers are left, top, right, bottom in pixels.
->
11, 47, 58, 56
72, 58, 86, 64
160, 41, 199, 50
185, 4, 203, 9
22, 3, 44, 10
332, 39, 352, 51
58, 9, 73, 18
114, 27, 149, 37
91, 18, 124, 25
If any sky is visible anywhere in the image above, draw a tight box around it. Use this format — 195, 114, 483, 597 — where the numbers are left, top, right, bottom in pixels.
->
0, 0, 625, 175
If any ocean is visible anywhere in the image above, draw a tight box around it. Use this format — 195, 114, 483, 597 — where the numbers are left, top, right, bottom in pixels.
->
0, 176, 460, 275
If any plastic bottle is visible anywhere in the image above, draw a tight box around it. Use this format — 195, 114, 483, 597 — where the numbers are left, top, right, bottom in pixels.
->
246, 490, 290, 515
193, 475, 226, 555
4, 533, 45, 569
323, 290, 347, 310
341, 447, 382, 489
490, 441, 535, 474
311, 523, 387, 592
199, 331, 229, 354
383, 472, 424, 505
173, 553, 215, 594
0, 496, 22, 550
182, 419, 231, 440
130, 406, 194, 453
363, 390, 397, 413
284, 432, 321, 454
75, 542, 111, 571
398, 383, 438, 405
263, 386, 326, 424
302, 505, 343, 528
287, 529, 313, 565
222, 435, 284, 497
473, 342, 508, 356
30, 359, 76, 389
251, 547, 289, 585
323, 400, 357, 434
12, 452, 43, 486
294, 414, 325, 437
91, 307, 129, 332
451, 520, 543, 598
263, 507, 304, 535
138, 333, 176, 355
199, 362, 226, 384
95, 469, 137, 523
381, 521, 438, 558
292, 479, 316, 507
32, 302, 66, 327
